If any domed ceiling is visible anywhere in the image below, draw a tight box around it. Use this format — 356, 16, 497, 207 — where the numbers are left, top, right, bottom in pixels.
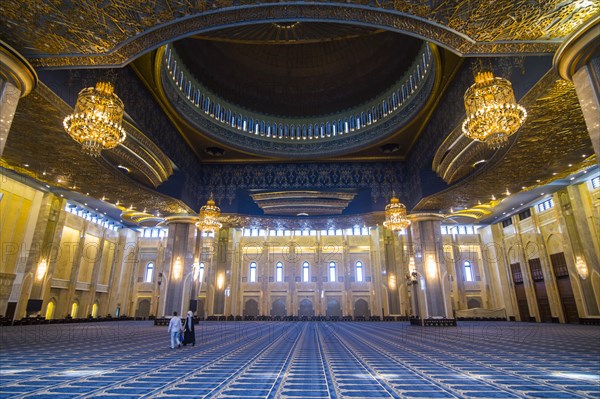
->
173, 24, 423, 117
147, 22, 447, 161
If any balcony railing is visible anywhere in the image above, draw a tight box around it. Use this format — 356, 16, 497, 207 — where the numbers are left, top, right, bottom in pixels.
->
162, 43, 433, 143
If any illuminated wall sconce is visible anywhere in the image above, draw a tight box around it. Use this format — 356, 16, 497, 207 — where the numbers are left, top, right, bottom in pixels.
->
388, 273, 397, 289
217, 273, 224, 290
198, 264, 205, 283
426, 255, 437, 278
408, 256, 416, 275
576, 256, 589, 279
173, 257, 182, 279
36, 259, 48, 281
192, 259, 199, 281
406, 256, 419, 286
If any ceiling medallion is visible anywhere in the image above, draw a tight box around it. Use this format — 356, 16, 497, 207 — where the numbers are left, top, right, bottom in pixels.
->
383, 192, 411, 231
63, 82, 126, 157
462, 71, 527, 149
196, 193, 222, 233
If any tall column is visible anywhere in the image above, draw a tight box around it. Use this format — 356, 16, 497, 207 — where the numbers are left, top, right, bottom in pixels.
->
260, 240, 270, 316
212, 228, 229, 315
189, 230, 202, 314
316, 233, 326, 317
153, 241, 166, 317
288, 238, 297, 316
230, 229, 242, 316
62, 222, 89, 318
398, 233, 411, 317
555, 188, 600, 316
0, 40, 37, 157
86, 231, 107, 317
162, 216, 198, 317
554, 15, 600, 162
342, 232, 353, 317
409, 214, 453, 319
383, 230, 401, 315
450, 235, 468, 311
370, 229, 384, 318
17, 195, 61, 316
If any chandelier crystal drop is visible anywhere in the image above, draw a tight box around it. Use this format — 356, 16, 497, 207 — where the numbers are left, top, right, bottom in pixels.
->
383, 193, 411, 231
462, 71, 527, 149
196, 194, 222, 233
63, 82, 126, 157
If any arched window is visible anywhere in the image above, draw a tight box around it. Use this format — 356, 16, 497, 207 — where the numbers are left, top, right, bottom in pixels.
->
250, 262, 257, 283
329, 261, 336, 282
198, 262, 205, 283
356, 261, 364, 282
303, 261, 310, 282
464, 261, 474, 282
71, 301, 78, 318
91, 302, 98, 318
145, 262, 154, 283
276, 261, 283, 282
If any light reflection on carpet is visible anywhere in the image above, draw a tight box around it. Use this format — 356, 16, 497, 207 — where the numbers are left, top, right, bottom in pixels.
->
0, 321, 598, 398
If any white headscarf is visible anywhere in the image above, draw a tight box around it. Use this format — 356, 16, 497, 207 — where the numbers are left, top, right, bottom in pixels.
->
187, 310, 193, 317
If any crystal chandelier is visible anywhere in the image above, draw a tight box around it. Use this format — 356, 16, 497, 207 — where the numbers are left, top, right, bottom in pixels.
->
63, 82, 126, 157
383, 193, 411, 231
196, 194, 222, 233
462, 71, 527, 149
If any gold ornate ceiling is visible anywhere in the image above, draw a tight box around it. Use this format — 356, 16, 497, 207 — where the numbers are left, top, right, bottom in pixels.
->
0, 2, 597, 226
0, 1, 597, 67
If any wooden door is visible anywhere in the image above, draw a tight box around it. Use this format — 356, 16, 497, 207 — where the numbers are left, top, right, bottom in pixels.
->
551, 253, 579, 323
511, 263, 530, 321
529, 258, 552, 322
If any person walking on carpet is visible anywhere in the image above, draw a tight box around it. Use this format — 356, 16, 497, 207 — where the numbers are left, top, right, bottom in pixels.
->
182, 310, 196, 346
167, 311, 183, 349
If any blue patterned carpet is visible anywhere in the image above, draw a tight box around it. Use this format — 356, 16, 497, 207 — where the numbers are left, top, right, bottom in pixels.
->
1, 321, 599, 398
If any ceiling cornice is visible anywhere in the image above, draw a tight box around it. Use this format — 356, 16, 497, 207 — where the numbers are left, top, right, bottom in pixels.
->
1, 2, 596, 67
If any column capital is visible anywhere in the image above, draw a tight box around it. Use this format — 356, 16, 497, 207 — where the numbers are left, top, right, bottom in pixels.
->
163, 214, 200, 225
0, 40, 37, 97
554, 14, 600, 81
408, 212, 447, 223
